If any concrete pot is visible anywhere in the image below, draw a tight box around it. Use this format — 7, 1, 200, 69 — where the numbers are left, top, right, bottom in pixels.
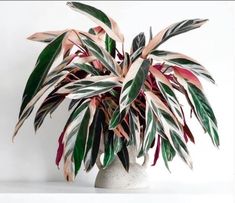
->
94, 146, 149, 189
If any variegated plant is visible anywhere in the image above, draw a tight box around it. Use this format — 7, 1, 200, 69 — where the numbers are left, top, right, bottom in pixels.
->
14, 2, 219, 181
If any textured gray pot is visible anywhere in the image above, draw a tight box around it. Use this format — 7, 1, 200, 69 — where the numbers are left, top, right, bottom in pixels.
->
95, 146, 149, 189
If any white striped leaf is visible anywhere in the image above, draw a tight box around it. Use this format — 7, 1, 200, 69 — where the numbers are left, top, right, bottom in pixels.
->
84, 108, 105, 172
82, 38, 121, 76
18, 32, 67, 119
13, 71, 68, 140
131, 32, 146, 54
145, 91, 192, 168
57, 75, 121, 100
105, 34, 116, 58
174, 68, 219, 146
121, 52, 130, 76
117, 142, 129, 172
142, 102, 157, 153
34, 90, 65, 132
150, 67, 184, 124
149, 50, 215, 83
142, 19, 208, 58
109, 106, 127, 130
62, 98, 96, 181
103, 130, 116, 168
129, 108, 141, 152
46, 55, 96, 83
161, 137, 176, 171
67, 1, 124, 42
27, 30, 66, 43
73, 63, 100, 76
130, 46, 143, 63
120, 58, 151, 113
140, 101, 166, 158
188, 83, 219, 146
44, 54, 77, 84
68, 99, 82, 111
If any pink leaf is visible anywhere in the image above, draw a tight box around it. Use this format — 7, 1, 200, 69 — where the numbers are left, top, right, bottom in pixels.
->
55, 130, 65, 168
152, 135, 161, 166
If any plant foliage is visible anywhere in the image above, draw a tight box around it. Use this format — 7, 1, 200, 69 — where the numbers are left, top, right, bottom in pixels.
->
14, 1, 219, 181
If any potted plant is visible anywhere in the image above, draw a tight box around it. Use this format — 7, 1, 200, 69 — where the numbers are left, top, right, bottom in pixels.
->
13, 1, 219, 189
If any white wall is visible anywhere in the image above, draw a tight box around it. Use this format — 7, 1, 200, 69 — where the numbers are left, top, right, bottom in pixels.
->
0, 1, 234, 186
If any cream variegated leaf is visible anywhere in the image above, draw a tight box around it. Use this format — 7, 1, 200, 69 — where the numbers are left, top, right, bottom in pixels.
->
150, 67, 184, 124
142, 102, 157, 153
174, 68, 219, 147
45, 55, 96, 83
145, 91, 192, 168
14, 1, 219, 180
120, 58, 150, 113
149, 50, 215, 83
18, 32, 67, 120
142, 19, 208, 58
13, 71, 69, 140
62, 98, 96, 181
82, 38, 121, 76
129, 108, 141, 153
34, 89, 66, 132
67, 1, 124, 42
27, 30, 67, 43
57, 75, 121, 100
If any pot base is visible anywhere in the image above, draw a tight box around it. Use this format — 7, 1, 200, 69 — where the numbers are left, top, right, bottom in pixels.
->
95, 159, 149, 189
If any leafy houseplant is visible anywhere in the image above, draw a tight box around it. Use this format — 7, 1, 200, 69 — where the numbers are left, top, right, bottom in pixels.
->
14, 2, 219, 188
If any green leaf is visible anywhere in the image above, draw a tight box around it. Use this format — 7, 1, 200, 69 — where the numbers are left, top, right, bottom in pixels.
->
117, 143, 129, 172
68, 99, 81, 111
121, 52, 130, 74
67, 2, 111, 27
188, 83, 219, 146
73, 103, 92, 175
105, 34, 116, 58
13, 71, 68, 139
142, 19, 208, 57
149, 26, 153, 41
109, 106, 127, 129
161, 138, 176, 171
145, 91, 179, 131
103, 130, 115, 168
74, 63, 100, 76
62, 99, 91, 181
57, 75, 120, 100
145, 91, 192, 168
143, 102, 157, 152
128, 108, 140, 149
131, 32, 145, 53
130, 47, 143, 63
150, 67, 184, 124
82, 38, 121, 76
34, 89, 65, 131
149, 50, 215, 83
19, 32, 67, 117
113, 136, 123, 154
67, 1, 123, 42
141, 101, 165, 156
120, 58, 150, 112
170, 130, 191, 167
84, 108, 105, 172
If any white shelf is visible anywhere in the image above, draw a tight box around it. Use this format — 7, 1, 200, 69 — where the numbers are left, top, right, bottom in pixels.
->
0, 181, 233, 193
0, 181, 234, 203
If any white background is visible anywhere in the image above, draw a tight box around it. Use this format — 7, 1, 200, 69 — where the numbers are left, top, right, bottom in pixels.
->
0, 0, 234, 200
